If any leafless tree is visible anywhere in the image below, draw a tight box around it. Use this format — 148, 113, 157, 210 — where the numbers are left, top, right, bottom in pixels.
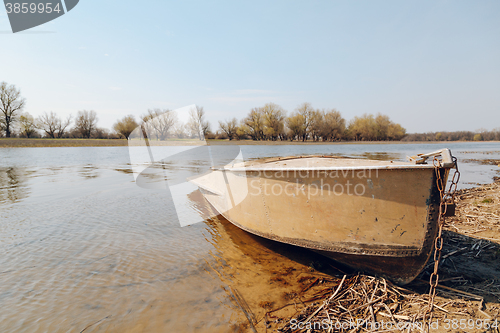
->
142, 109, 177, 140
187, 106, 210, 140
57, 116, 72, 138
218, 118, 239, 140
0, 82, 26, 138
74, 110, 98, 138
37, 112, 58, 138
18, 113, 38, 138
113, 115, 139, 140
171, 122, 189, 139
37, 111, 71, 138
93, 127, 111, 139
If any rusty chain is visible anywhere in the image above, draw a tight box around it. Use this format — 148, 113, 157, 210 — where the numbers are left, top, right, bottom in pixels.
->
425, 155, 460, 330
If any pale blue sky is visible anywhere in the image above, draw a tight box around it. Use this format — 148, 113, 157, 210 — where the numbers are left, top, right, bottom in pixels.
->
1, 0, 499, 133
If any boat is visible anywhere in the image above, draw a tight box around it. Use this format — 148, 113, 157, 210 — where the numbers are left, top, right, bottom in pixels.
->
190, 149, 457, 285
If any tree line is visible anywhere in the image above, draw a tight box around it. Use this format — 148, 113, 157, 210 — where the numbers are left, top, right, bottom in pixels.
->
402, 129, 500, 142
137, 107, 210, 141
2, 107, 209, 141
0, 82, 108, 139
3, 81, 499, 142
0, 82, 407, 141
217, 102, 406, 141
0, 81, 211, 140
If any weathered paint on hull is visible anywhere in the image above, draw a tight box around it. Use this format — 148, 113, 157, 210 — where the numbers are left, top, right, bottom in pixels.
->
197, 159, 448, 285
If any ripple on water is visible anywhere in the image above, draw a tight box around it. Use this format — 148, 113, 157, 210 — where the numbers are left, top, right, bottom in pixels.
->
1, 144, 500, 332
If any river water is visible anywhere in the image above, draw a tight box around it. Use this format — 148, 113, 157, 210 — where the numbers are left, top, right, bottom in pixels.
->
0, 142, 499, 332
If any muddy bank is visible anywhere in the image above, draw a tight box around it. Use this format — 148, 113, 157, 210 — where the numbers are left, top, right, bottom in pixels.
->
226, 179, 500, 332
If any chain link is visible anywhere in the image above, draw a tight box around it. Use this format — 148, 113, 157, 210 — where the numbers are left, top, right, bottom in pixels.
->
425, 156, 460, 330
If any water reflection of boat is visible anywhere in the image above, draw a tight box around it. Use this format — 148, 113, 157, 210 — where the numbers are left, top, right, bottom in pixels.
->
187, 190, 342, 332
191, 149, 457, 285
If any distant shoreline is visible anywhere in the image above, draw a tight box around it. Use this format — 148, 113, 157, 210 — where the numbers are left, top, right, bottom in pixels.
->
0, 138, 128, 148
0, 138, 499, 148
206, 139, 500, 146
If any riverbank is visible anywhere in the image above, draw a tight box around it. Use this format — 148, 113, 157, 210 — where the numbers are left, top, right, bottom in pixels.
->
209, 139, 500, 146
0, 138, 128, 147
2, 138, 498, 148
234, 179, 500, 332
208, 139, 410, 145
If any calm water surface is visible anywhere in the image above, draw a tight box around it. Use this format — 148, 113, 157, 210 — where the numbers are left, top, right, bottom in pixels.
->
0, 143, 499, 332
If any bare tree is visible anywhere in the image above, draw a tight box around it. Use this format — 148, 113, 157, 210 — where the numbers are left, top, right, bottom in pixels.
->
57, 115, 71, 138
18, 113, 37, 138
218, 118, 239, 140
74, 110, 98, 138
37, 112, 58, 138
187, 106, 210, 140
113, 115, 138, 139
142, 109, 177, 140
57, 115, 72, 138
494, 128, 500, 141
171, 122, 188, 139
0, 82, 26, 138
93, 127, 110, 139
37, 111, 72, 138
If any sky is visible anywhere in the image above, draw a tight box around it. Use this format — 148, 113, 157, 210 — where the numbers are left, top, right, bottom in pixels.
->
1, 0, 499, 133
